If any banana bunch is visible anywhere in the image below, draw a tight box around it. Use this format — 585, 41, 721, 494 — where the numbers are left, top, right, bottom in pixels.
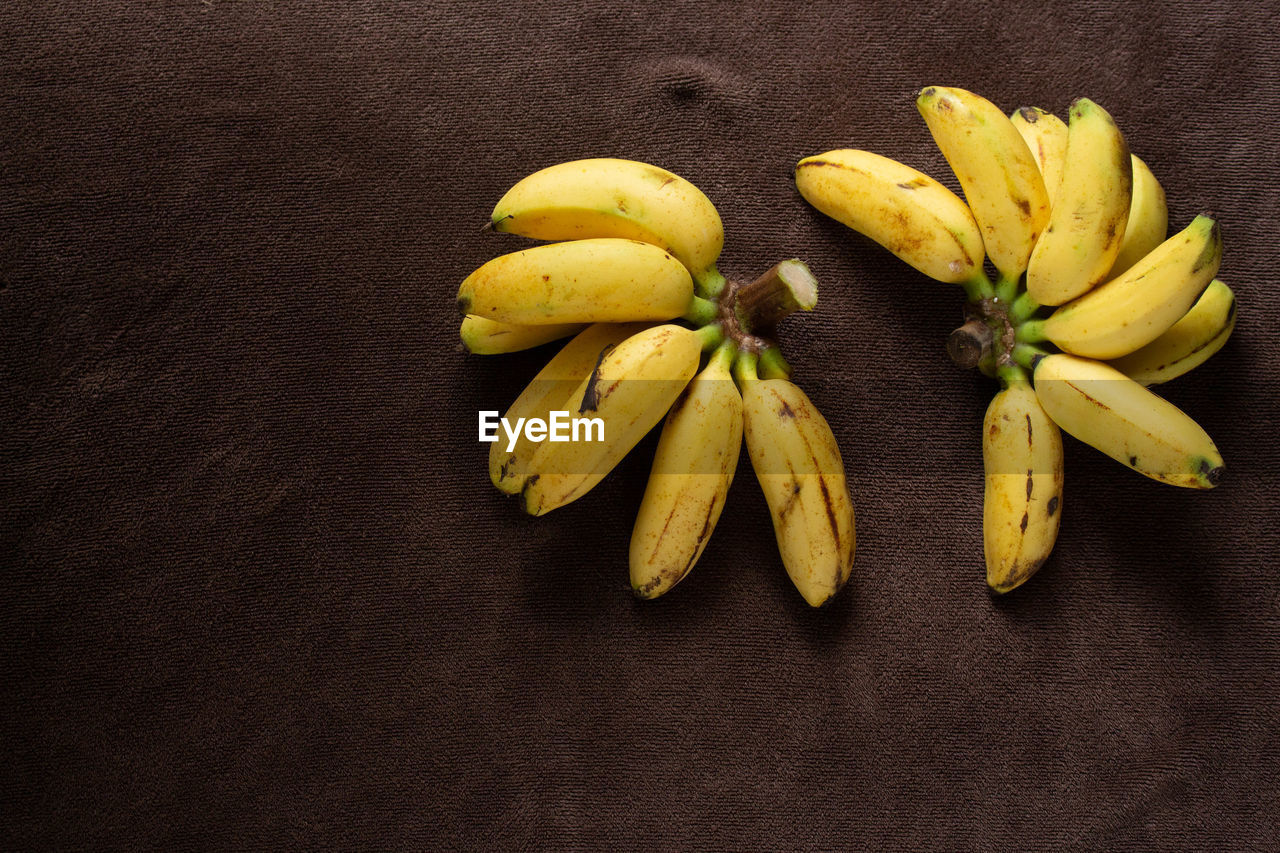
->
462, 158, 856, 606
797, 86, 1235, 593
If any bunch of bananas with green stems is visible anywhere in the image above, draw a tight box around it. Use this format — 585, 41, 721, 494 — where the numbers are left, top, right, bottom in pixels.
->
460, 159, 855, 606
797, 86, 1233, 593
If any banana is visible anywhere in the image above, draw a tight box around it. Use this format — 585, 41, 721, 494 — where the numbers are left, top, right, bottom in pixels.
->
740, 361, 856, 607
457, 238, 706, 326
521, 323, 707, 516
491, 157, 726, 295
1108, 279, 1236, 386
1025, 98, 1133, 307
1027, 215, 1222, 359
489, 322, 651, 494
1010, 106, 1068, 208
460, 315, 585, 354
1031, 353, 1224, 489
630, 342, 743, 599
917, 86, 1051, 285
794, 149, 989, 295
982, 377, 1064, 593
1106, 154, 1168, 279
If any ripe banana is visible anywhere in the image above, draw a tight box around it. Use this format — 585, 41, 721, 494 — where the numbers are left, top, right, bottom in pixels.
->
1106, 154, 1168, 279
917, 86, 1051, 285
1025, 98, 1133, 306
1010, 106, 1068, 208
794, 149, 990, 297
630, 342, 743, 599
490, 157, 727, 296
457, 238, 708, 326
522, 324, 708, 516
1028, 214, 1222, 359
490, 322, 651, 494
983, 377, 1064, 593
1108, 279, 1236, 386
740, 361, 856, 607
1031, 353, 1224, 489
460, 315, 585, 355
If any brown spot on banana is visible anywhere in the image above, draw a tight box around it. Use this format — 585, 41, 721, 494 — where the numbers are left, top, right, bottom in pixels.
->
1047, 495, 1059, 516
1019, 512, 1029, 533
818, 476, 841, 551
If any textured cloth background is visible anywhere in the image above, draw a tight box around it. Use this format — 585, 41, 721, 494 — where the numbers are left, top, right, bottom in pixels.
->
4, 1, 1279, 849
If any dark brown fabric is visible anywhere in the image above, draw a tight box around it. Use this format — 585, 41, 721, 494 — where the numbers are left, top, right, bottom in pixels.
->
4, 2, 1278, 849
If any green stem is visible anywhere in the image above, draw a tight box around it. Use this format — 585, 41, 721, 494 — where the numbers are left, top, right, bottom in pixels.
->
732, 349, 759, 386
706, 338, 737, 372
695, 266, 728, 300
994, 272, 1020, 305
758, 345, 792, 380
961, 271, 997, 303
996, 362, 1029, 388
1010, 290, 1041, 325
1015, 318, 1047, 344
1011, 343, 1050, 371
683, 295, 719, 327
694, 322, 724, 351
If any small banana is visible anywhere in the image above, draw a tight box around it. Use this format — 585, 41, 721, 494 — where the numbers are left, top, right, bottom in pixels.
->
460, 315, 585, 355
740, 358, 856, 607
490, 322, 651, 494
522, 324, 708, 516
458, 238, 711, 326
1025, 215, 1222, 359
1106, 154, 1168, 279
983, 376, 1064, 593
917, 86, 1051, 285
491, 157, 726, 296
630, 342, 743, 599
1031, 353, 1224, 489
1010, 106, 1068, 208
1025, 98, 1133, 306
794, 149, 989, 296
1108, 279, 1236, 386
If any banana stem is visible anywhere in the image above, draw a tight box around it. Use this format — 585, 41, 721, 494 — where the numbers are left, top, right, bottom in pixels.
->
758, 344, 792, 380
707, 338, 737, 371
995, 362, 1030, 388
946, 318, 993, 369
733, 259, 818, 332
695, 267, 728, 300
732, 349, 760, 386
961, 272, 997, 304
684, 295, 720, 327
1012, 342, 1049, 371
994, 273, 1020, 305
1010, 290, 1042, 325
695, 322, 725, 351
1015, 318, 1047, 344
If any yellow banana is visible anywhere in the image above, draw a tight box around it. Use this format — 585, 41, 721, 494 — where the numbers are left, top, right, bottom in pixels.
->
1108, 279, 1236, 386
917, 86, 1050, 285
1106, 154, 1168, 279
460, 315, 585, 355
490, 157, 726, 296
457, 238, 706, 326
740, 361, 856, 607
1010, 106, 1068, 208
794, 149, 990, 297
630, 342, 743, 599
1027, 215, 1222, 359
983, 378, 1064, 593
1031, 353, 1223, 489
521, 324, 706, 516
489, 323, 650, 494
1026, 98, 1133, 306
